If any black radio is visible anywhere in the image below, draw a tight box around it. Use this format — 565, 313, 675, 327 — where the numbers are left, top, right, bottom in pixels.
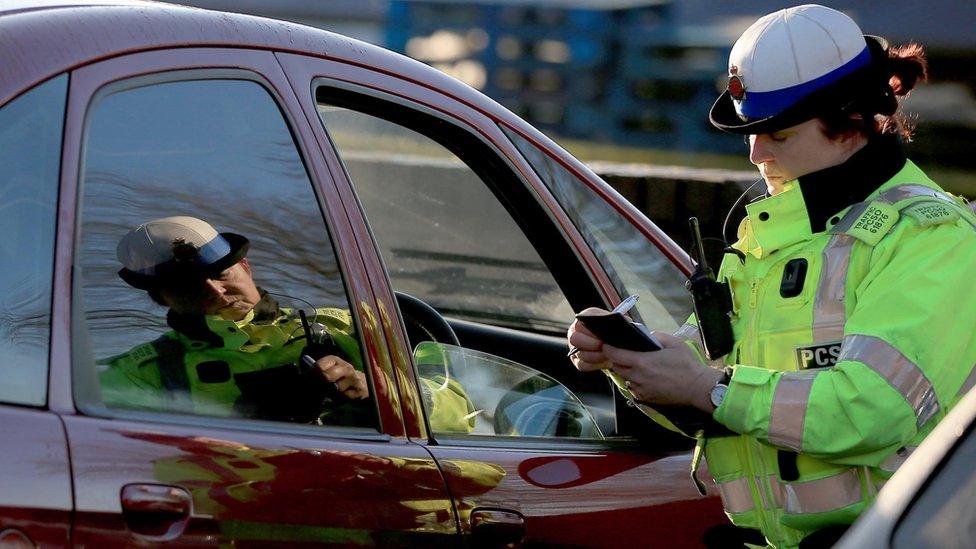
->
686, 217, 734, 360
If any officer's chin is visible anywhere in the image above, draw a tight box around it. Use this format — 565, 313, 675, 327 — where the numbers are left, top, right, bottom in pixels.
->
764, 175, 786, 195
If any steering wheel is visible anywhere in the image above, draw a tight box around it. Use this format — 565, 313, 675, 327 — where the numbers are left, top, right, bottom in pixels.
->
494, 377, 603, 438
394, 291, 460, 349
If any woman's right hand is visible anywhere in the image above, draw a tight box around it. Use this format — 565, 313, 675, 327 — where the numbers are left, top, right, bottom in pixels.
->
567, 307, 613, 372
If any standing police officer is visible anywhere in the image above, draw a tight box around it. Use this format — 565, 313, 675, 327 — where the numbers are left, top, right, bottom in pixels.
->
568, 5, 976, 547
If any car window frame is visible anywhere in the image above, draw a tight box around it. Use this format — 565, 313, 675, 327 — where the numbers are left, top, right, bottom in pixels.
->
52, 47, 404, 440
307, 77, 659, 450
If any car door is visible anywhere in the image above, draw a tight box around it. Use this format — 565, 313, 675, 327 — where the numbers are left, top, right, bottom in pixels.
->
277, 53, 726, 547
0, 74, 73, 548
52, 47, 461, 546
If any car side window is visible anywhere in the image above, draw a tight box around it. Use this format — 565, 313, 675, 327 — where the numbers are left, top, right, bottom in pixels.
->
0, 75, 67, 407
73, 75, 377, 429
315, 85, 612, 440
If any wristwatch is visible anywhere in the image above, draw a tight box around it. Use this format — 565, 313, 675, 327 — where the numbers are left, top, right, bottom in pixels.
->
709, 367, 734, 410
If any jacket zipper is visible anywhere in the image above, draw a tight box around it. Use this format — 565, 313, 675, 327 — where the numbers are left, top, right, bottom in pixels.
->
728, 257, 772, 537
741, 259, 789, 541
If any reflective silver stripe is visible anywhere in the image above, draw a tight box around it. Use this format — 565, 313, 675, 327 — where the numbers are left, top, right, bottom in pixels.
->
877, 184, 957, 206
958, 364, 976, 399
880, 184, 976, 230
768, 371, 818, 452
863, 465, 878, 498
758, 474, 787, 510
839, 334, 940, 427
831, 202, 870, 233
813, 233, 854, 343
783, 468, 863, 515
879, 446, 917, 473
716, 476, 755, 514
674, 323, 704, 357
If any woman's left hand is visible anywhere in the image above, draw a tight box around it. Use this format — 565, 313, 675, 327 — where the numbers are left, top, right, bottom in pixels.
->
602, 332, 724, 413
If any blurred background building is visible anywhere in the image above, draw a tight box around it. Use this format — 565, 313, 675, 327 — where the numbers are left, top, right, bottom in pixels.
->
182, 0, 975, 172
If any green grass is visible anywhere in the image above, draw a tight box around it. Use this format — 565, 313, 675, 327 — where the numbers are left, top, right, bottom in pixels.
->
558, 137, 754, 171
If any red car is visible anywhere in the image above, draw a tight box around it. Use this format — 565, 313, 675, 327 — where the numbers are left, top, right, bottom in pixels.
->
0, 1, 724, 546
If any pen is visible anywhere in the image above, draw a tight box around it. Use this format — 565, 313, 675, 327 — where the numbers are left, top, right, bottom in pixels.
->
567, 294, 640, 357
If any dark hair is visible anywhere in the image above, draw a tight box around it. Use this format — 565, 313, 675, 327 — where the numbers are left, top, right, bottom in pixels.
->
822, 41, 928, 141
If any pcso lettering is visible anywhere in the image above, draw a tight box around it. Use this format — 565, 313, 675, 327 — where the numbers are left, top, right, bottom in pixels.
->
796, 343, 842, 369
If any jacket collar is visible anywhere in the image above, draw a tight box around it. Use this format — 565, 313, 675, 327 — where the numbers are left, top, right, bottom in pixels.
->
796, 133, 906, 233
166, 289, 281, 348
736, 134, 906, 258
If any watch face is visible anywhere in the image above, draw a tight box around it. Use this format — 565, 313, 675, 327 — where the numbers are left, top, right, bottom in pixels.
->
710, 383, 728, 409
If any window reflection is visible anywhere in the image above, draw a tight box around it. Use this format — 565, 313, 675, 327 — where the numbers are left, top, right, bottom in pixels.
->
0, 75, 67, 407
416, 342, 604, 439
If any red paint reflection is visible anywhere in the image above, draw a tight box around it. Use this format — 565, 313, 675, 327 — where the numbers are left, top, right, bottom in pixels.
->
118, 430, 504, 533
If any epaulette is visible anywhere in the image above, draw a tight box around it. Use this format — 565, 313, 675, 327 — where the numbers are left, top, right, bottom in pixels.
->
879, 184, 975, 228
99, 341, 160, 369
316, 307, 353, 331
900, 200, 961, 227
830, 184, 975, 246
283, 307, 352, 331
829, 201, 900, 246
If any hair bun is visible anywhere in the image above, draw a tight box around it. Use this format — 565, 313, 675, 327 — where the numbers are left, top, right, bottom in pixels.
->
887, 43, 928, 96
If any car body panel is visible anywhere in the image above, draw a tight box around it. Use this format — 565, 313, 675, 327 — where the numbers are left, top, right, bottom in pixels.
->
428, 444, 724, 547
275, 50, 724, 545
63, 415, 459, 545
0, 406, 72, 547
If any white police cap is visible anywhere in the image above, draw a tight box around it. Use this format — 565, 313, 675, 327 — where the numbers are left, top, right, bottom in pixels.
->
117, 216, 249, 289
710, 4, 890, 134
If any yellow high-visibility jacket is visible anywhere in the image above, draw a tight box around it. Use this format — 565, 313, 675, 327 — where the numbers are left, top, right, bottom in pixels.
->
620, 138, 976, 547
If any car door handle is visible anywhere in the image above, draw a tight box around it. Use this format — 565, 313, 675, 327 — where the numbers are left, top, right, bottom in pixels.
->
121, 483, 191, 540
470, 508, 525, 547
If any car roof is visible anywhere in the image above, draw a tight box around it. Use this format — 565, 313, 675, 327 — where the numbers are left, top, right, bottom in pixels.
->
0, 0, 513, 127
0, 0, 151, 15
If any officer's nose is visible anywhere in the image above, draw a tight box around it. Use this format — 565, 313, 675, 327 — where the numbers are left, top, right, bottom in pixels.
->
749, 134, 774, 166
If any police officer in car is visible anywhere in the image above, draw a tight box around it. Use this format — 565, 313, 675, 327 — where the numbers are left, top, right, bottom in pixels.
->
100, 216, 475, 431
568, 5, 976, 548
